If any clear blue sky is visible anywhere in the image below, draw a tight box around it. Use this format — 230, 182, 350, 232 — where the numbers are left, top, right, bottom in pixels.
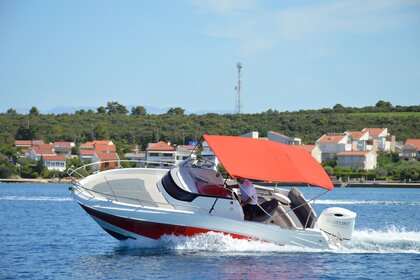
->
1, 0, 419, 114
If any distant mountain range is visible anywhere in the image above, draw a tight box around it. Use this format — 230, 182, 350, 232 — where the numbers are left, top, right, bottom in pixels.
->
10, 105, 233, 115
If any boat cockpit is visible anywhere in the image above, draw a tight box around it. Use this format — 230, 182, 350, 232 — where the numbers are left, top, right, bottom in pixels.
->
161, 158, 317, 228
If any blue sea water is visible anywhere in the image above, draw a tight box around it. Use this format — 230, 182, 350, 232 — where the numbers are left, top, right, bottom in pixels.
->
0, 183, 419, 280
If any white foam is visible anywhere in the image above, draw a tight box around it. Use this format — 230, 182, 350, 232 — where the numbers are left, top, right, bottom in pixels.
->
317, 199, 420, 206
0, 196, 72, 202
118, 227, 420, 254
340, 226, 420, 254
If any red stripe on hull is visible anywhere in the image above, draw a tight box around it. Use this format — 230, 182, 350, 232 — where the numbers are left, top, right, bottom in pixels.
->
80, 204, 252, 240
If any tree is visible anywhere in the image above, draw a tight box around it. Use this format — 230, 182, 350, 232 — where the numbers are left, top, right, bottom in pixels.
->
29, 106, 40, 115
375, 100, 392, 108
333, 104, 345, 111
6, 108, 17, 115
97, 106, 106, 114
131, 106, 147, 116
166, 107, 185, 115
15, 126, 36, 140
324, 166, 334, 176
106, 102, 128, 115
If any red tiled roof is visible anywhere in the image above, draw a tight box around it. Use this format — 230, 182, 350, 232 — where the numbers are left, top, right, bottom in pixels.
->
14, 140, 33, 146
35, 144, 53, 149
95, 152, 119, 160
405, 139, 420, 150
30, 148, 55, 155
177, 145, 196, 151
53, 142, 71, 147
147, 141, 175, 151
32, 140, 45, 145
54, 146, 72, 151
80, 150, 95, 155
42, 155, 67, 161
80, 143, 94, 150
317, 134, 346, 143
94, 140, 113, 145
362, 128, 386, 136
95, 144, 116, 152
298, 145, 316, 152
336, 151, 370, 156
347, 131, 368, 139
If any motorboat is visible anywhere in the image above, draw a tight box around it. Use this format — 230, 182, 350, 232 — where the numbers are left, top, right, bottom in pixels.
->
69, 135, 356, 249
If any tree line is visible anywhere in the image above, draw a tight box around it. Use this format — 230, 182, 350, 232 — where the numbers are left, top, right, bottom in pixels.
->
0, 100, 419, 180
1, 101, 419, 151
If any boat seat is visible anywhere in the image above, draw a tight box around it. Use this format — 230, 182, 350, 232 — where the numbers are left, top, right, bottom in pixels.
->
250, 199, 279, 222
267, 205, 296, 228
288, 187, 316, 228
272, 192, 291, 205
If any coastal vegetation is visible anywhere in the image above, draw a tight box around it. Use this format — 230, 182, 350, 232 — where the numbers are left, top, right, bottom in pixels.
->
0, 101, 419, 181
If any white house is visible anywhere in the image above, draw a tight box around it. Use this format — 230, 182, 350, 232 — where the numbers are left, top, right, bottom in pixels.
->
146, 141, 176, 168
52, 141, 74, 158
91, 152, 120, 171
124, 145, 146, 165
42, 155, 67, 171
27, 145, 56, 161
201, 141, 220, 167
346, 131, 370, 151
268, 131, 302, 145
336, 151, 377, 170
399, 139, 420, 161
242, 131, 259, 139
316, 133, 351, 161
175, 145, 196, 165
298, 145, 322, 163
362, 128, 395, 152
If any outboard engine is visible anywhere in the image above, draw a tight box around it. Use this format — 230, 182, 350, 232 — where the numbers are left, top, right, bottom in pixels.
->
317, 207, 356, 241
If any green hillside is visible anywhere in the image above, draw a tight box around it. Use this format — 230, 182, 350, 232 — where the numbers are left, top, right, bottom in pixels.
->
1, 102, 419, 150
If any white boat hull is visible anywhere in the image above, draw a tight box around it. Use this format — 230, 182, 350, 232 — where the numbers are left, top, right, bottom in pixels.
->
72, 189, 333, 249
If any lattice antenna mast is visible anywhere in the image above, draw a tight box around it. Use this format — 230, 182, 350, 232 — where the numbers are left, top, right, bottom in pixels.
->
235, 62, 242, 114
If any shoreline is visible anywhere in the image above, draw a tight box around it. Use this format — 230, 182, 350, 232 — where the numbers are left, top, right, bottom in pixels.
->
333, 182, 420, 188
0, 178, 73, 184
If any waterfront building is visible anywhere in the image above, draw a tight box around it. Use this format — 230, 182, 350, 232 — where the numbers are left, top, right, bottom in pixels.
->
346, 130, 370, 151
42, 155, 67, 171
124, 145, 146, 165
268, 131, 302, 145
316, 133, 351, 161
91, 152, 120, 171
79, 140, 116, 164
336, 151, 377, 170
298, 145, 322, 163
146, 141, 176, 168
27, 145, 55, 161
146, 141, 196, 168
361, 128, 395, 152
51, 141, 74, 158
399, 139, 420, 161
14, 140, 46, 149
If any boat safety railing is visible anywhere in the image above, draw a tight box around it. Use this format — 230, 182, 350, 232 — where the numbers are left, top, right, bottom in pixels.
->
67, 159, 176, 181
70, 181, 213, 213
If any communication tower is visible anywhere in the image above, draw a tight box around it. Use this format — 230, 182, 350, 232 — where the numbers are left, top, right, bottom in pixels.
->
235, 62, 242, 114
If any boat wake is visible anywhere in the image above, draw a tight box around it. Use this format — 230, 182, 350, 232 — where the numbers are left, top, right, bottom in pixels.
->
341, 226, 420, 254
0, 196, 72, 202
317, 199, 420, 206
118, 226, 420, 254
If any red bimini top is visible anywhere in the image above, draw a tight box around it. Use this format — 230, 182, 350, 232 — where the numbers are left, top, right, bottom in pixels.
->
203, 135, 333, 191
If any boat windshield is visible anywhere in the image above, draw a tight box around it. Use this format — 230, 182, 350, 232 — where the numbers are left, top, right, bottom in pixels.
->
177, 158, 230, 198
